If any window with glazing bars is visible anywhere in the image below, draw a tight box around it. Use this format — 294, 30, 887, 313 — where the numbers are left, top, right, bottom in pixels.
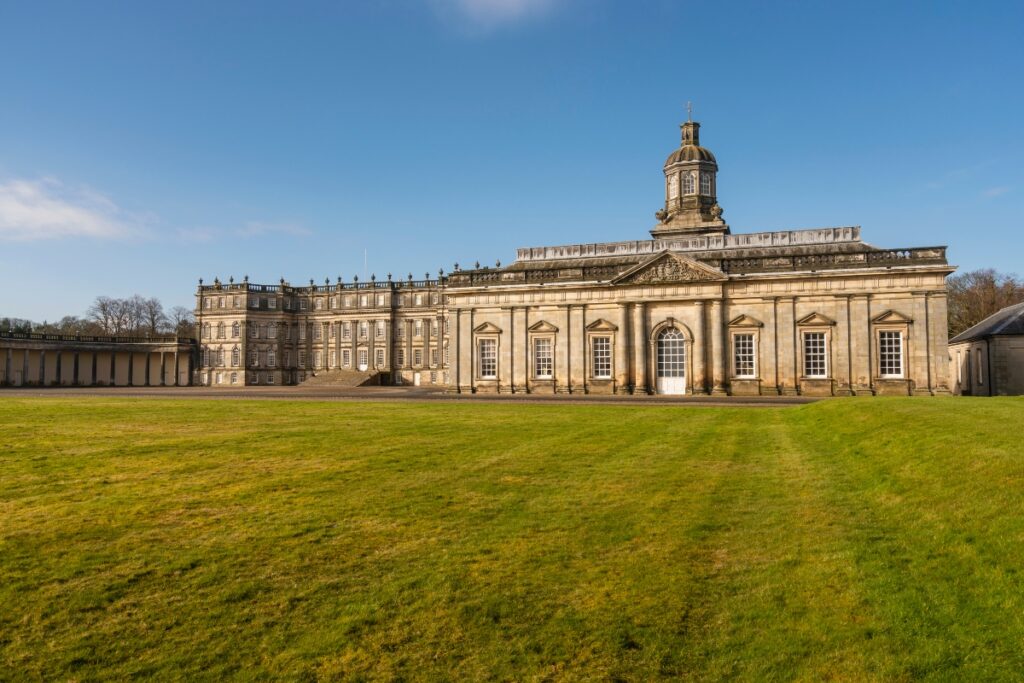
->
533, 338, 553, 378
803, 332, 827, 377
733, 334, 755, 377
478, 339, 497, 379
879, 331, 902, 377
591, 337, 611, 378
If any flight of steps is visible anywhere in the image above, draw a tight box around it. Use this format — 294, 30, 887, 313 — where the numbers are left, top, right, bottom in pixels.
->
298, 369, 378, 387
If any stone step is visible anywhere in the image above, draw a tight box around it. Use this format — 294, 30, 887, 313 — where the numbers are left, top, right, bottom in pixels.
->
299, 370, 378, 387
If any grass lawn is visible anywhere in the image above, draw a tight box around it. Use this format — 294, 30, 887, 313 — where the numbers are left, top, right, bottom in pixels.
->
1, 397, 1023, 681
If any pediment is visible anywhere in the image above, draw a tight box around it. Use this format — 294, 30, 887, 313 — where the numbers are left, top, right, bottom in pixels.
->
872, 310, 913, 325
473, 321, 503, 334
586, 318, 619, 332
528, 320, 559, 333
612, 251, 726, 285
796, 312, 836, 326
728, 314, 764, 328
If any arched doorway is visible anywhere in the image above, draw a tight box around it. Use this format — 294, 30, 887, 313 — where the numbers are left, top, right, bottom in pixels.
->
656, 327, 686, 394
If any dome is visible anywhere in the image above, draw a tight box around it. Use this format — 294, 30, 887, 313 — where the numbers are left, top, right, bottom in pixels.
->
665, 145, 717, 166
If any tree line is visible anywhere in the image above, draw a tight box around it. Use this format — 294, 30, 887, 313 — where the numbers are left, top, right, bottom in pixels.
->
1, 295, 194, 338
947, 269, 1024, 338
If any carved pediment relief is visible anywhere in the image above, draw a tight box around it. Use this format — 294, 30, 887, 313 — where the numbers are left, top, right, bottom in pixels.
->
872, 310, 913, 325
728, 314, 764, 328
473, 321, 502, 334
586, 318, 619, 332
528, 320, 559, 333
797, 312, 836, 326
612, 251, 726, 285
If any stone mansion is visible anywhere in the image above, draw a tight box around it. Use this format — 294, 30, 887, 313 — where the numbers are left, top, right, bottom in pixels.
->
194, 117, 954, 396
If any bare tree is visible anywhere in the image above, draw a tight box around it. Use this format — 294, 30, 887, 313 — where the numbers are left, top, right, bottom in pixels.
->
168, 306, 195, 337
948, 269, 1024, 337
87, 296, 118, 334
136, 296, 167, 336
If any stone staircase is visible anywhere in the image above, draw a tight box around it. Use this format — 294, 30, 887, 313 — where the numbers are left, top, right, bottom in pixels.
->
298, 369, 379, 387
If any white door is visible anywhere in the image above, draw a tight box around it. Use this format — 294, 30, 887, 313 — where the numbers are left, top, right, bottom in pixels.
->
357, 349, 368, 371
656, 328, 687, 395
413, 372, 421, 386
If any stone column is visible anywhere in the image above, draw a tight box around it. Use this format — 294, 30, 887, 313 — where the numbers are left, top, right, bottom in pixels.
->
512, 307, 527, 392
128, 352, 134, 386
145, 352, 151, 387
173, 352, 179, 386
632, 302, 647, 394
405, 319, 413, 368
55, 351, 62, 386
160, 352, 166, 386
40, 350, 47, 386
368, 319, 375, 372
710, 299, 726, 395
4, 348, 11, 385
776, 297, 796, 395
927, 292, 951, 394
691, 300, 706, 394
615, 303, 629, 393
502, 308, 513, 392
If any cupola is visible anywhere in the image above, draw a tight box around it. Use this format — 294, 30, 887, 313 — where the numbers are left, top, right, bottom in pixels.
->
651, 110, 728, 238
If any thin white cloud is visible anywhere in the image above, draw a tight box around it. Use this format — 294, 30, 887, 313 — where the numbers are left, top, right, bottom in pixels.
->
0, 177, 146, 241
432, 0, 563, 31
235, 221, 312, 238
982, 186, 1010, 198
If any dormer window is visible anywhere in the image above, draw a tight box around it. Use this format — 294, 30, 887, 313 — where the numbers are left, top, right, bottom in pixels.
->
668, 175, 679, 199
700, 173, 711, 195
683, 172, 695, 195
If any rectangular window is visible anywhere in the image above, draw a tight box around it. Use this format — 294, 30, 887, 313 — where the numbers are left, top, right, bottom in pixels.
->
431, 349, 438, 366
396, 348, 405, 367
879, 331, 903, 378
267, 349, 276, 367
415, 294, 423, 306
266, 373, 274, 385
342, 349, 351, 367
343, 322, 351, 339
478, 339, 497, 379
268, 297, 276, 309
314, 350, 322, 368
414, 320, 423, 337
443, 345, 449, 366
376, 349, 384, 367
298, 350, 306, 367
533, 338, 553, 379
313, 324, 322, 340
268, 324, 276, 340
733, 334, 756, 378
300, 299, 308, 311
376, 321, 385, 338
329, 324, 335, 339
249, 351, 258, 367
359, 295, 368, 307
284, 350, 291, 367
315, 298, 323, 310
376, 294, 385, 306
700, 173, 711, 195
359, 322, 368, 338
803, 332, 827, 378
298, 325, 306, 341
591, 336, 611, 379
414, 349, 423, 366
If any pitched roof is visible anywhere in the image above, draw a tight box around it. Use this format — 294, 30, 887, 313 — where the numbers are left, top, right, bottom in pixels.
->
950, 301, 1024, 344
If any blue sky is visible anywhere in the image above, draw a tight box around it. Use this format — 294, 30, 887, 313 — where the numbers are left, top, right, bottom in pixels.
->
1, 0, 1022, 321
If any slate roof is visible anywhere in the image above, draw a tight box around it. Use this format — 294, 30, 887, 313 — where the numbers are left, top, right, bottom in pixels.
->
950, 301, 1024, 344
